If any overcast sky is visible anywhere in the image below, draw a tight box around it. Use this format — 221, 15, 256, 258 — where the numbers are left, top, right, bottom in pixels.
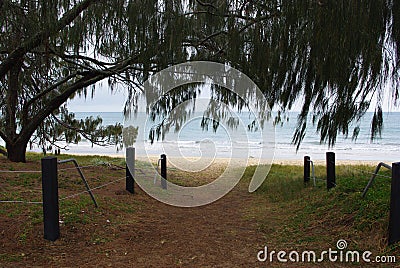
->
67, 87, 127, 112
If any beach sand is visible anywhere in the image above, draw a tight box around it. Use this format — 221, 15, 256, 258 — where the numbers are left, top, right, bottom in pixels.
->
271, 159, 382, 166
134, 155, 383, 168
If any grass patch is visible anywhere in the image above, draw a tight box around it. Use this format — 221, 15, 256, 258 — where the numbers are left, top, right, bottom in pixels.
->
102, 196, 139, 214
25, 152, 125, 166
0, 253, 24, 262
7, 173, 41, 187
59, 197, 96, 225
252, 164, 305, 202
242, 163, 397, 254
90, 234, 112, 245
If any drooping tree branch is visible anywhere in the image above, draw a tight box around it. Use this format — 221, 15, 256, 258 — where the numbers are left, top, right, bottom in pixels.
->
22, 72, 110, 141
0, 0, 98, 78
22, 73, 78, 120
50, 114, 111, 146
18, 56, 138, 145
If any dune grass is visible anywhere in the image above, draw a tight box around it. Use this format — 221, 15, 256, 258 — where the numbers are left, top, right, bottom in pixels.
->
241, 163, 399, 258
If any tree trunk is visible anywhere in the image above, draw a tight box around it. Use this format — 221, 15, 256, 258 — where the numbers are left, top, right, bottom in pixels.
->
6, 140, 28, 163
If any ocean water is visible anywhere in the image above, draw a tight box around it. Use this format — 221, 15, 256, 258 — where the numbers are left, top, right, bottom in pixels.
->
41, 111, 400, 163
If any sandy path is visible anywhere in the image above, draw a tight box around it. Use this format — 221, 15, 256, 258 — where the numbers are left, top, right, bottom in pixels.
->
1, 173, 267, 267
112, 185, 266, 267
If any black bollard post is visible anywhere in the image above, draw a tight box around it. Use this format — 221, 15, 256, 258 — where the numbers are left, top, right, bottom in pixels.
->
126, 147, 135, 194
304, 156, 311, 184
326, 152, 336, 190
161, 154, 167, 189
389, 162, 400, 245
41, 157, 60, 241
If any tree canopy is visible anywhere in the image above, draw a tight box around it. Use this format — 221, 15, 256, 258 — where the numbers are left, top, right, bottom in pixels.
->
0, 0, 399, 162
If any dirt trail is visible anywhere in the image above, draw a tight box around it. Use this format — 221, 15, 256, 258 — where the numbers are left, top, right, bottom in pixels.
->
1, 176, 268, 267
115, 186, 265, 267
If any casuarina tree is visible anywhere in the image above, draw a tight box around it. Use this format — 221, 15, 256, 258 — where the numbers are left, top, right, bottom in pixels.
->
0, 0, 398, 162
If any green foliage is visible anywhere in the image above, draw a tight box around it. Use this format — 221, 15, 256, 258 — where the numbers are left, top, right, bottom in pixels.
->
28, 105, 124, 153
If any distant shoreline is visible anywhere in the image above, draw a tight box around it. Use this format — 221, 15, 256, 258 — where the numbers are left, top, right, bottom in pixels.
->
54, 152, 388, 166
19, 111, 399, 163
